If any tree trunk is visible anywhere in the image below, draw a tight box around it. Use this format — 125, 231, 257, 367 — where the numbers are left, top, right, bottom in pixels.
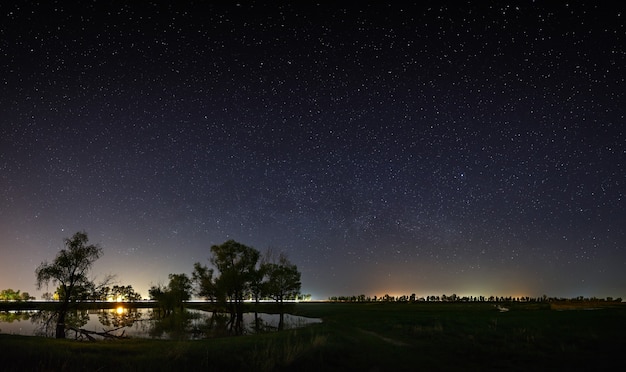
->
55, 285, 72, 339
235, 307, 244, 334
253, 311, 260, 332
55, 307, 67, 339
278, 311, 284, 331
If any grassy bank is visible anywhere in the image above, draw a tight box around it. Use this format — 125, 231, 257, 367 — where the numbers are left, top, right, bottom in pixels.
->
1, 302, 625, 371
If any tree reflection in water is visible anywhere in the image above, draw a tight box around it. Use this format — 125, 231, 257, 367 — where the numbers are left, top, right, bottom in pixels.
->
12, 307, 320, 340
0, 310, 31, 323
147, 309, 243, 339
148, 309, 194, 339
97, 306, 143, 328
30, 310, 89, 338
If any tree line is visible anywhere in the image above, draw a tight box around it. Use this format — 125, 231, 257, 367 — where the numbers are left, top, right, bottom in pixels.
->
33, 231, 303, 338
328, 294, 623, 303
0, 288, 35, 302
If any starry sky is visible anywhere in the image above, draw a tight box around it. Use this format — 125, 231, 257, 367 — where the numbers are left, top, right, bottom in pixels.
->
1, 2, 624, 301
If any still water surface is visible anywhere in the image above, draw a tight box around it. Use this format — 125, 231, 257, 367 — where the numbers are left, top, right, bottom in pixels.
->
0, 307, 321, 340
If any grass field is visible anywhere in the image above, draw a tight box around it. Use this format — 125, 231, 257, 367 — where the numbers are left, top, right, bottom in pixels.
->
1, 301, 624, 371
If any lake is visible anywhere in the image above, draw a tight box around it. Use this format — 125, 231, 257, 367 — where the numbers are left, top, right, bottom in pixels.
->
0, 306, 322, 340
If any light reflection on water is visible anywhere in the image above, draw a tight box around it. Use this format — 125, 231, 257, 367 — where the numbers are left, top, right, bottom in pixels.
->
0, 308, 321, 340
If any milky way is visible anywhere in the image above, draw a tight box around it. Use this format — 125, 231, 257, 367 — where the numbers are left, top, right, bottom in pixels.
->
1, 2, 624, 299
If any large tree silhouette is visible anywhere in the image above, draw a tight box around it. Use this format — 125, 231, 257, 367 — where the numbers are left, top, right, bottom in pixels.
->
262, 254, 301, 305
35, 231, 102, 338
149, 273, 192, 315
194, 240, 259, 333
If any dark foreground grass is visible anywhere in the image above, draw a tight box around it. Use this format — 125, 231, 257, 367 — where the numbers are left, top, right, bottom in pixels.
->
2, 302, 625, 371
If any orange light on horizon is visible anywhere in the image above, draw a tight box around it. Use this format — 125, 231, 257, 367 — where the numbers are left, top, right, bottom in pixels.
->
116, 306, 124, 315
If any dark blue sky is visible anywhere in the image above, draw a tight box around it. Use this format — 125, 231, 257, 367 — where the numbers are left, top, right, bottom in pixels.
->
1, 2, 624, 300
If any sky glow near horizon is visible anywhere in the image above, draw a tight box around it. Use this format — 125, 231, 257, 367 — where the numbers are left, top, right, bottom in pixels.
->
1, 2, 624, 301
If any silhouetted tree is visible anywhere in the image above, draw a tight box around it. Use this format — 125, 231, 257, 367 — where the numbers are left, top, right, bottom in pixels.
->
194, 240, 260, 333
192, 262, 220, 302
35, 231, 103, 338
109, 285, 142, 302
167, 273, 192, 310
0, 289, 35, 302
261, 253, 301, 330
149, 285, 171, 315
149, 274, 192, 315
262, 254, 301, 305
54, 282, 95, 302
96, 286, 111, 301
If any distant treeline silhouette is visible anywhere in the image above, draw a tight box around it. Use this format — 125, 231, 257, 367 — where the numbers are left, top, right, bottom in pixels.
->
327, 294, 623, 303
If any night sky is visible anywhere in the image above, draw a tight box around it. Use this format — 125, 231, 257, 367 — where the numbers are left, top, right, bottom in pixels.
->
1, 2, 624, 301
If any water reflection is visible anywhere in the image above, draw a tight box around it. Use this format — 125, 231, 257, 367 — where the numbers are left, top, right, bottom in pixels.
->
97, 307, 143, 329
23, 309, 91, 338
0, 310, 31, 323
0, 307, 321, 340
